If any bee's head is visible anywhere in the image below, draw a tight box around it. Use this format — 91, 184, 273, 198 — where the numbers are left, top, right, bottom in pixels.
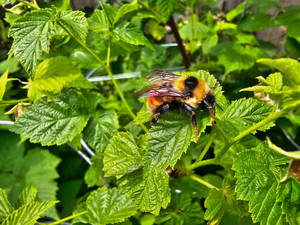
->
184, 76, 198, 92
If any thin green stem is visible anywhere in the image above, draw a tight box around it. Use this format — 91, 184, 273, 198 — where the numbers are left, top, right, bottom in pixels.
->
190, 175, 219, 190
138, 1, 162, 23
57, 20, 148, 133
188, 158, 218, 170
106, 67, 148, 132
39, 211, 87, 225
196, 130, 216, 162
57, 20, 105, 66
106, 40, 111, 67
267, 137, 300, 160
0, 98, 30, 106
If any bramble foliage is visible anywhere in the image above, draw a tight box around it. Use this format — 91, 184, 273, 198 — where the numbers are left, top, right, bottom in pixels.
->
1, 0, 300, 225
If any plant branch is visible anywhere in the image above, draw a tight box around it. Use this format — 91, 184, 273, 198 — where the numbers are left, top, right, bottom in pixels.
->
57, 20, 148, 133
190, 174, 219, 190
107, 39, 111, 67
188, 158, 218, 170
167, 16, 190, 69
267, 137, 300, 160
39, 211, 88, 225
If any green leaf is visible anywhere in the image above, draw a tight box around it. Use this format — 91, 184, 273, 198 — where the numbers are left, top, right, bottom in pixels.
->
119, 169, 170, 215
211, 43, 266, 74
147, 19, 166, 41
156, 189, 205, 225
239, 13, 273, 32
83, 111, 119, 154
28, 56, 95, 101
2, 200, 57, 225
101, 3, 118, 26
15, 184, 37, 209
8, 9, 55, 75
0, 58, 19, 74
134, 103, 152, 125
0, 131, 61, 219
11, 89, 95, 146
202, 34, 218, 55
274, 8, 300, 42
103, 132, 143, 176
179, 18, 209, 41
233, 142, 289, 225
219, 98, 274, 137
57, 10, 88, 43
113, 0, 138, 25
19, 149, 60, 219
144, 112, 192, 172
0, 70, 9, 101
0, 188, 14, 222
113, 22, 152, 49
250, 0, 278, 12
241, 72, 282, 93
86, 187, 136, 224
88, 9, 110, 33
226, 2, 246, 21
240, 73, 282, 94
204, 189, 226, 225
257, 58, 300, 87
84, 153, 104, 188
155, 0, 178, 23
277, 177, 300, 225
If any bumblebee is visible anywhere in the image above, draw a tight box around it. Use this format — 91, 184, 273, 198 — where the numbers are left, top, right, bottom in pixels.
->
138, 70, 216, 140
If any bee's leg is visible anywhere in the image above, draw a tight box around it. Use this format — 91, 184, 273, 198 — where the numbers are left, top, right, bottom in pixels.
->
151, 103, 170, 126
183, 104, 198, 141
191, 112, 199, 141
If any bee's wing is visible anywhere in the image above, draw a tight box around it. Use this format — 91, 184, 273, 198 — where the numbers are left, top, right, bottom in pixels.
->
146, 70, 180, 84
138, 85, 187, 97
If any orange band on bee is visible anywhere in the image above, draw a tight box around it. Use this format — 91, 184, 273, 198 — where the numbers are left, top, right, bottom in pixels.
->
147, 97, 164, 111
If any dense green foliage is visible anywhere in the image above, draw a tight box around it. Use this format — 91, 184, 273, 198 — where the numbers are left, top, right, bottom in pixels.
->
1, 0, 300, 224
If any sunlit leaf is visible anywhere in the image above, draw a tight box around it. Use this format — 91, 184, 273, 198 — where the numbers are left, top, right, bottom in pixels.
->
11, 90, 96, 146
119, 169, 170, 215
84, 111, 119, 154
2, 200, 57, 225
86, 187, 136, 224
28, 56, 95, 101
103, 132, 143, 176
8, 9, 55, 75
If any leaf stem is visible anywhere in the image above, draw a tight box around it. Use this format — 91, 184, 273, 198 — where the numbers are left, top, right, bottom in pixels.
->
39, 211, 88, 225
188, 158, 217, 170
0, 98, 29, 106
267, 137, 300, 160
190, 175, 219, 190
196, 130, 216, 162
57, 20, 148, 133
107, 40, 111, 67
